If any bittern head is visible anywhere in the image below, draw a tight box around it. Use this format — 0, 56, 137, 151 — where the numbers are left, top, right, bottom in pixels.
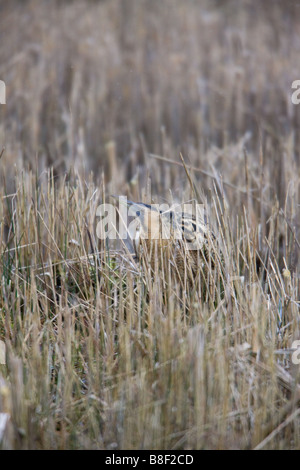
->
123, 199, 210, 251
113, 197, 223, 293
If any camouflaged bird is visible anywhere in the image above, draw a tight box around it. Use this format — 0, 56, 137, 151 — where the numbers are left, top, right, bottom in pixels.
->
124, 200, 223, 293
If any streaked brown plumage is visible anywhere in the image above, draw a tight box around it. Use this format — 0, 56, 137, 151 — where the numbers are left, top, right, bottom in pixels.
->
125, 201, 222, 292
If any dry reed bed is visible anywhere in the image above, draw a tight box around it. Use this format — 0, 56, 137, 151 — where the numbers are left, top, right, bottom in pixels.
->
0, 167, 298, 449
0, 0, 299, 450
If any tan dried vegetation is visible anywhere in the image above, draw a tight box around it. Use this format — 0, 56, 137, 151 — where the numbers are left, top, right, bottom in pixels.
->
0, 0, 299, 449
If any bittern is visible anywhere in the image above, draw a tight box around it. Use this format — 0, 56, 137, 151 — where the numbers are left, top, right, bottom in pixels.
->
123, 200, 222, 293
